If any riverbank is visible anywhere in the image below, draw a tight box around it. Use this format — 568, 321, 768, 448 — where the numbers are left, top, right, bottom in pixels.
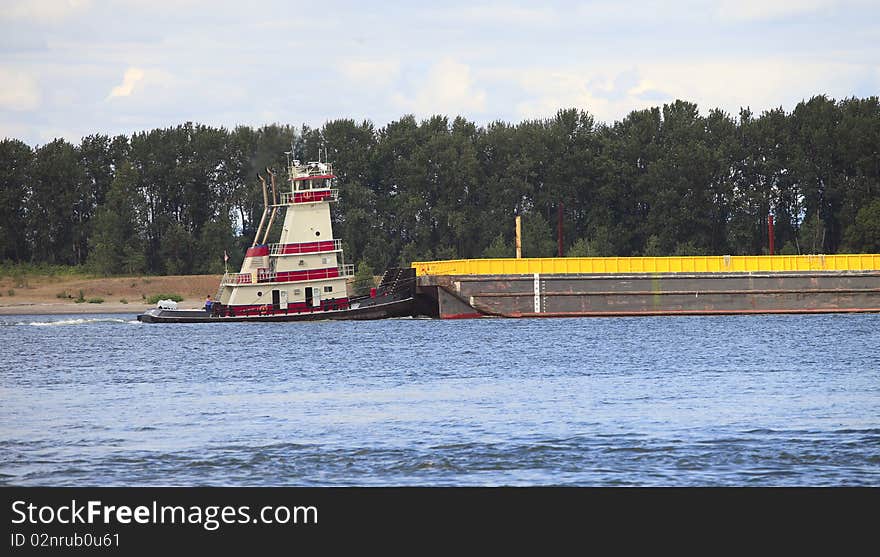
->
0, 274, 222, 315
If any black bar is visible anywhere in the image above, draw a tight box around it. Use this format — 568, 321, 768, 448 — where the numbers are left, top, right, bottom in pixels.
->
2, 487, 875, 553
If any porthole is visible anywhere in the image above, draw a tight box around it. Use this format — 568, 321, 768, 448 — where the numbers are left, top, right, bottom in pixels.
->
315, 230, 321, 237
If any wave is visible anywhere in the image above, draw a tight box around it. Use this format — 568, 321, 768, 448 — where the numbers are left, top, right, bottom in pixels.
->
28, 317, 141, 327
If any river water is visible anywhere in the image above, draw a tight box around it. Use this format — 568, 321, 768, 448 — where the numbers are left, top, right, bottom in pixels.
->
1, 312, 878, 486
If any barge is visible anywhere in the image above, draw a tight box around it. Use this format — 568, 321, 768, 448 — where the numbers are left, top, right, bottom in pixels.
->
411, 255, 880, 319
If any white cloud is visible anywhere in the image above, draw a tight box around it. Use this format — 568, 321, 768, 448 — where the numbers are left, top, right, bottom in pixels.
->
504, 58, 874, 124
1, 1, 876, 146
38, 126, 79, 144
715, 0, 836, 21
107, 67, 146, 99
639, 59, 868, 115
1, 0, 94, 22
0, 120, 32, 141
507, 67, 658, 122
338, 59, 400, 88
393, 59, 487, 117
458, 4, 557, 25
0, 68, 41, 111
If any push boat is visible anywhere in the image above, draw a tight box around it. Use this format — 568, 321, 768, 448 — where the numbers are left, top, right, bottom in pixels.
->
138, 160, 416, 323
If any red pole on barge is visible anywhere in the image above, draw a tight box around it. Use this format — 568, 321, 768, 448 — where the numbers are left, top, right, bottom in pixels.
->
768, 214, 775, 255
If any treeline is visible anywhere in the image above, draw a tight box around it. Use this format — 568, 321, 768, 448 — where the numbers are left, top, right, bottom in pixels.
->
1, 95, 878, 276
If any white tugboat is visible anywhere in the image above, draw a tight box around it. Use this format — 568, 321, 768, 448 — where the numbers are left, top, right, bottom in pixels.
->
138, 159, 415, 323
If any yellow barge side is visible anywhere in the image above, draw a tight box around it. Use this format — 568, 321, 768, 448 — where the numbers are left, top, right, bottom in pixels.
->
411, 254, 880, 319
413, 254, 880, 276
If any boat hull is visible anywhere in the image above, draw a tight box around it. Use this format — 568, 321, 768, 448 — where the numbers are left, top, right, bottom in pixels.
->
137, 297, 416, 323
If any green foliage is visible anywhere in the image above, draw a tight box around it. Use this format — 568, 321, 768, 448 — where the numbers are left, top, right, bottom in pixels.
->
843, 199, 880, 252
583, 226, 618, 256
0, 262, 88, 278
641, 235, 663, 256
566, 238, 590, 257
797, 214, 825, 254
87, 298, 104, 303
0, 139, 32, 262
521, 212, 556, 258
779, 241, 799, 255
1, 96, 879, 277
352, 260, 377, 296
146, 293, 184, 304
89, 162, 147, 276
483, 234, 513, 258
566, 232, 618, 257
673, 240, 708, 256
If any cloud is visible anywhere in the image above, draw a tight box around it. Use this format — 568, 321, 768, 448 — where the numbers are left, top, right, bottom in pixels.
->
393, 59, 487, 117
457, 4, 557, 25
107, 67, 145, 99
1, 0, 94, 22
0, 120, 33, 141
638, 59, 869, 114
0, 68, 41, 111
506, 58, 874, 124
338, 59, 400, 88
511, 67, 667, 122
715, 0, 836, 21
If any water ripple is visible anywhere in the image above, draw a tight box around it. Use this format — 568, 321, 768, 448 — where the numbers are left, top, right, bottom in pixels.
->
1, 312, 878, 486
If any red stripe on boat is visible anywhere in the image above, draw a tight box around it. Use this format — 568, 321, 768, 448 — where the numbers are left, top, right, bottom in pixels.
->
276, 241, 338, 255
220, 298, 350, 317
257, 267, 341, 283
292, 190, 333, 203
245, 245, 269, 257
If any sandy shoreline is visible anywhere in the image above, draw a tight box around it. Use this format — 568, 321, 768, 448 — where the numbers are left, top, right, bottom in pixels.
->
0, 301, 208, 315
0, 274, 221, 316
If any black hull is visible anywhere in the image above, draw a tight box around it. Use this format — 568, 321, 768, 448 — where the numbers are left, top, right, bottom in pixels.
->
137, 296, 416, 323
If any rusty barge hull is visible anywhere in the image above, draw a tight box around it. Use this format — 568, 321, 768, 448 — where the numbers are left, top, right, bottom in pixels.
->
415, 271, 880, 319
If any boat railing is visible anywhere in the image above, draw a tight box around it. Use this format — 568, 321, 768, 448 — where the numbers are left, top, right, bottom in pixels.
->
221, 272, 255, 285
289, 161, 333, 177
221, 265, 354, 285
279, 189, 338, 205
269, 239, 342, 255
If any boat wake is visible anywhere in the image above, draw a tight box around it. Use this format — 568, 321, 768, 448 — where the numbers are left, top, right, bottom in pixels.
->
28, 317, 142, 327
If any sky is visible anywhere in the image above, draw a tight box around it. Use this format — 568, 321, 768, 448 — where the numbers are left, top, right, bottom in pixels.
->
1, 0, 878, 146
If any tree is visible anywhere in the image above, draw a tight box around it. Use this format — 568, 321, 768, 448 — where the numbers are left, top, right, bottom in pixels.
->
3, 93, 880, 273
89, 162, 146, 275
352, 260, 377, 296
0, 139, 33, 262
843, 199, 880, 252
482, 234, 512, 258
28, 139, 86, 265
521, 211, 556, 257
